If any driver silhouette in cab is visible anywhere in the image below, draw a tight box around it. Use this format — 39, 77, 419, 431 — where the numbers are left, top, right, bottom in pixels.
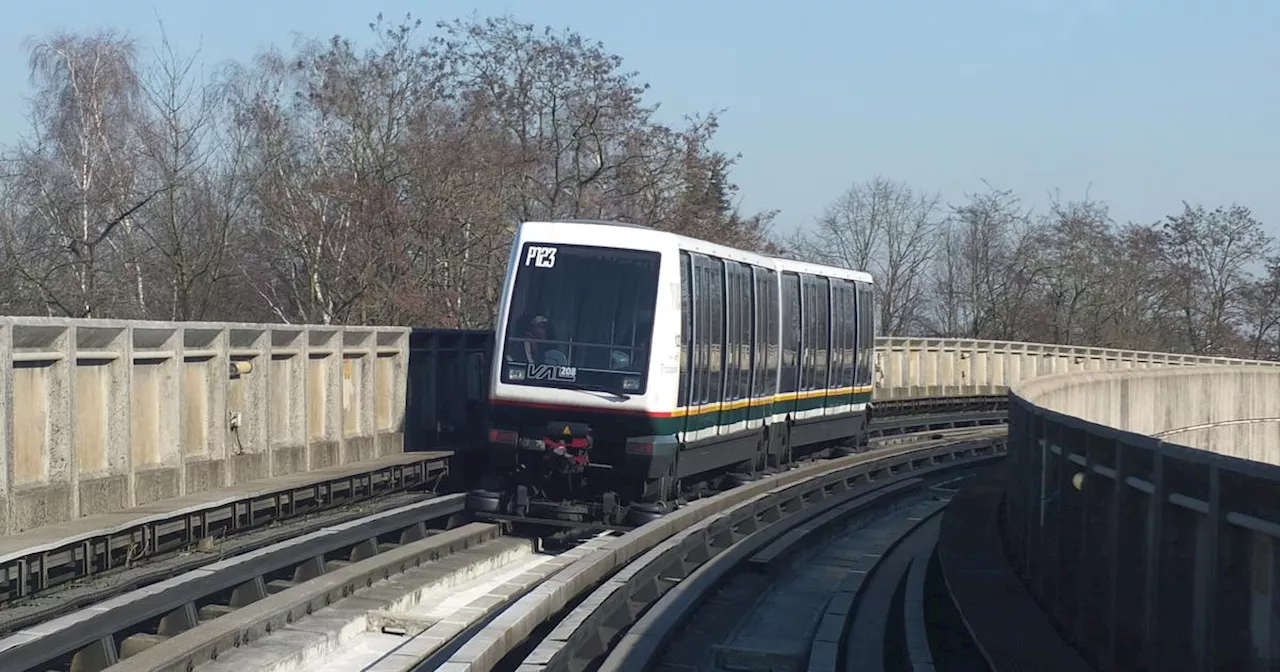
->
514, 314, 568, 366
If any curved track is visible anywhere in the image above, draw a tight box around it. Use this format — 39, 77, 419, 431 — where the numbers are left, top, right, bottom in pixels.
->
0, 400, 1010, 672
504, 433, 1002, 672
438, 430, 1004, 672
592, 468, 989, 672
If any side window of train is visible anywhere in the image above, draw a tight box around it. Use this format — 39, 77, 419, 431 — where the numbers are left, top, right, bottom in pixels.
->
818, 277, 831, 391
690, 253, 726, 409
855, 282, 865, 386
828, 280, 843, 391
796, 275, 807, 392
678, 251, 692, 408
767, 269, 780, 395
751, 266, 767, 400
709, 256, 725, 406
736, 262, 753, 402
843, 280, 855, 388
800, 274, 817, 392
738, 263, 753, 402
840, 280, 853, 389
865, 285, 876, 386
773, 271, 793, 394
691, 253, 710, 407
843, 281, 856, 387
856, 283, 874, 387
722, 261, 741, 403
809, 275, 822, 391
778, 271, 798, 396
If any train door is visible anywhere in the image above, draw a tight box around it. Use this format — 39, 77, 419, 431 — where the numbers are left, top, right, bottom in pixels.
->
677, 251, 694, 442
679, 253, 724, 440
778, 271, 802, 419
748, 266, 775, 429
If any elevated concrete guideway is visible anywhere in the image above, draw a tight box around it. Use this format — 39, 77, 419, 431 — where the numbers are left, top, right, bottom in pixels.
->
5, 314, 1280, 669
1, 314, 1275, 538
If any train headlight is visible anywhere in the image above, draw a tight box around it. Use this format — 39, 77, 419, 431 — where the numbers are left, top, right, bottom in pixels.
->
507, 366, 525, 380
622, 377, 640, 391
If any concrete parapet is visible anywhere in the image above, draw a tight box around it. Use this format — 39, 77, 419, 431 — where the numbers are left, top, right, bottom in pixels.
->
0, 316, 410, 535
1015, 365, 1280, 463
873, 336, 1280, 400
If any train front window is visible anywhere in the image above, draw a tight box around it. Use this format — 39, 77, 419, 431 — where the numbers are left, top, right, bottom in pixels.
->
500, 242, 661, 395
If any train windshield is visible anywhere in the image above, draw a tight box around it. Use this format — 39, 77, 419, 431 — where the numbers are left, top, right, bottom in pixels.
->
500, 242, 661, 395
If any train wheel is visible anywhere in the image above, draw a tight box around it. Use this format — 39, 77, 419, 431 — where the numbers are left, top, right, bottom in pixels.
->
466, 488, 503, 513
627, 501, 668, 526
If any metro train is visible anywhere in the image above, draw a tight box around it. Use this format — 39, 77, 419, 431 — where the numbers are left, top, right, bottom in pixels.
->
465, 219, 877, 526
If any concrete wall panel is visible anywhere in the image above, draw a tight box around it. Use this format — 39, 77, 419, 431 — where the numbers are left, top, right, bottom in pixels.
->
872, 337, 1280, 400
0, 316, 410, 534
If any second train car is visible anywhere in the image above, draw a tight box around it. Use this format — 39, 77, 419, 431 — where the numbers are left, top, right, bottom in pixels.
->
467, 219, 877, 526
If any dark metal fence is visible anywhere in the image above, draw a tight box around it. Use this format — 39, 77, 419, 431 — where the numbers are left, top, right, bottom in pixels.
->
404, 328, 493, 453
1004, 391, 1280, 671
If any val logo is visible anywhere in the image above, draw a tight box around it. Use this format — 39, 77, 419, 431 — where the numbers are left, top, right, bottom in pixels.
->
562, 425, 572, 436
528, 363, 577, 381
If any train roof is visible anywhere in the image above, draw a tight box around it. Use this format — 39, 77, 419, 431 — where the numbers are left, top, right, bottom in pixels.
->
516, 219, 874, 284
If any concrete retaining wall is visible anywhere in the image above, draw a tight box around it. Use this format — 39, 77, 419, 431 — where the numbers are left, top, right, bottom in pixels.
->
0, 316, 410, 534
1013, 365, 1280, 464
873, 337, 1280, 400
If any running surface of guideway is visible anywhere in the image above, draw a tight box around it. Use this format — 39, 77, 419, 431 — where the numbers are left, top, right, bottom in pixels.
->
2, 315, 1279, 672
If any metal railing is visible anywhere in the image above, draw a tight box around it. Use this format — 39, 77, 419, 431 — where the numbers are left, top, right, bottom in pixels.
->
1004, 381, 1280, 671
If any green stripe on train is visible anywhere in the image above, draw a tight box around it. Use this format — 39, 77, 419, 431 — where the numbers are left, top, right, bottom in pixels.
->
671, 390, 873, 433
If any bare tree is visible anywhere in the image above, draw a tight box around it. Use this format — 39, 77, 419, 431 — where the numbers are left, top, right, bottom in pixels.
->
1030, 192, 1114, 344
228, 16, 436, 324
1158, 202, 1271, 355
432, 16, 652, 222
926, 185, 1042, 340
133, 20, 247, 320
4, 30, 160, 318
790, 176, 941, 335
1239, 257, 1280, 359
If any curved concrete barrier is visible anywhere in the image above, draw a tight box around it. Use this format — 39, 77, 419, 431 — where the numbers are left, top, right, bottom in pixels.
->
1015, 365, 1280, 463
872, 337, 1279, 401
1005, 365, 1280, 670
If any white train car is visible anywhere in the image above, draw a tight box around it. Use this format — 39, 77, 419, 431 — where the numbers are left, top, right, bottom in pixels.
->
474, 219, 876, 525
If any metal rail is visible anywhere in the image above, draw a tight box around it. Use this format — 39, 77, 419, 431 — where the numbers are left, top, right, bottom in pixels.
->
868, 411, 1007, 441
436, 430, 1007, 672
872, 395, 1008, 418
0, 490, 440, 639
0, 454, 450, 612
0, 494, 472, 672
525, 437, 1002, 672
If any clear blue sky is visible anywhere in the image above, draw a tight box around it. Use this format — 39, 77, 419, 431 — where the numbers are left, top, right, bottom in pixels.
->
1, 0, 1277, 237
